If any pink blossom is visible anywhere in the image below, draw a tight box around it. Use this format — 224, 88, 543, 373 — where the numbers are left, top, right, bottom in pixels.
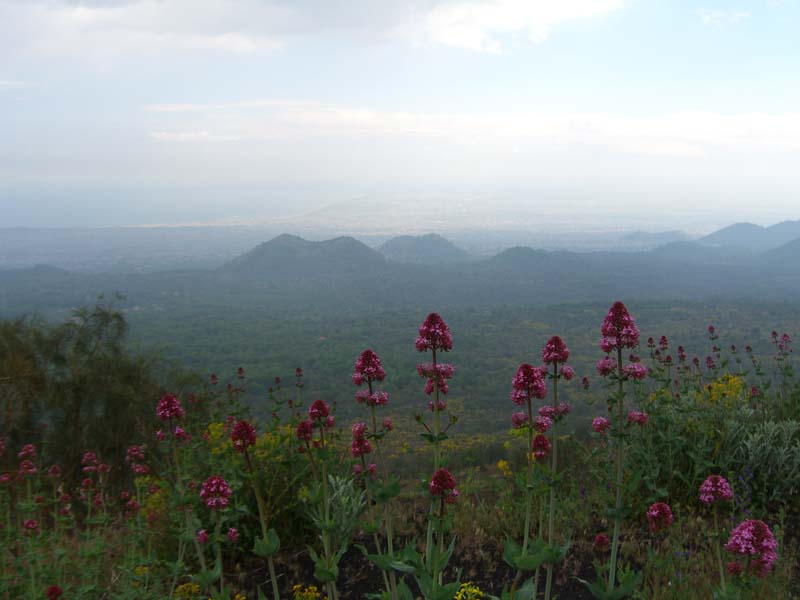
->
534, 415, 552, 433
18, 460, 37, 477
173, 427, 190, 442
596, 356, 617, 377
227, 527, 239, 543
200, 476, 232, 510
510, 363, 547, 405
155, 429, 166, 442
555, 402, 571, 417
351, 437, 372, 457
623, 363, 648, 381
17, 444, 37, 460
230, 420, 257, 453
126, 445, 146, 463
295, 420, 313, 442
197, 529, 209, 544
415, 313, 453, 353
538, 405, 556, 419
353, 349, 386, 385
627, 411, 648, 426
559, 365, 575, 380
156, 394, 185, 421
594, 533, 610, 551
600, 301, 640, 350
511, 411, 529, 429
23, 519, 39, 534
355, 390, 390, 406
47, 465, 62, 478
532, 434, 551, 461
542, 336, 570, 365
427, 400, 447, 412
725, 519, 778, 577
699, 475, 733, 505
308, 399, 331, 420
382, 418, 393, 431
429, 468, 458, 503
592, 416, 611, 434
647, 502, 673, 532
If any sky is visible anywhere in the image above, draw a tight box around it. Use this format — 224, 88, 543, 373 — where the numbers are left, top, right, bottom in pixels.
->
1, 0, 799, 231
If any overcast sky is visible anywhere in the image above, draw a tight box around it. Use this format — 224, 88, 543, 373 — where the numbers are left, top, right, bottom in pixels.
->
1, 0, 799, 231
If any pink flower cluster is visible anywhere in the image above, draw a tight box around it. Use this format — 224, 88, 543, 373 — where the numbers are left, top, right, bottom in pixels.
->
156, 394, 185, 421
296, 400, 335, 446
592, 416, 611, 434
725, 519, 778, 577
200, 475, 232, 510
542, 335, 570, 365
510, 364, 547, 405
532, 434, 551, 461
627, 411, 648, 426
355, 390, 390, 406
699, 475, 733, 505
600, 301, 640, 351
417, 363, 455, 395
230, 420, 257, 453
415, 313, 453, 353
352, 349, 386, 385
646, 502, 673, 532
351, 422, 372, 458
429, 468, 459, 504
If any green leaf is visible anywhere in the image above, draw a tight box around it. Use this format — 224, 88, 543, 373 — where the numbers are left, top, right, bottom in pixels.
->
253, 529, 280, 557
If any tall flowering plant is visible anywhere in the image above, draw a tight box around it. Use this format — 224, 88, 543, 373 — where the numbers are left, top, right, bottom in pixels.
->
390, 313, 461, 600
296, 399, 343, 600
581, 302, 647, 599
351, 349, 401, 600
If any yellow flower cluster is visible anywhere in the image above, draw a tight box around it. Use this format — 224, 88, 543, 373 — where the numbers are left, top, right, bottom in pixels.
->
454, 582, 485, 599
174, 582, 200, 598
704, 375, 747, 409
233, 593, 247, 600
252, 426, 292, 462
292, 584, 324, 600
205, 422, 232, 455
496, 460, 513, 478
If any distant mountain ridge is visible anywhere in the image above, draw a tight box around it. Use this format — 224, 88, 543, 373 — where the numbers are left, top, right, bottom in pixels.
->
378, 234, 470, 264
697, 220, 800, 250
221, 234, 386, 277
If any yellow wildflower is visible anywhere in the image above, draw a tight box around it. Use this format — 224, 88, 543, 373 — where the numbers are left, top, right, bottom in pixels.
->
496, 460, 513, 478
454, 582, 485, 599
174, 582, 201, 598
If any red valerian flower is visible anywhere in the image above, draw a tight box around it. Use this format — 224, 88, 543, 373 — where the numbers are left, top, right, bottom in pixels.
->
417, 363, 455, 396
699, 475, 734, 506
352, 349, 386, 385
593, 533, 610, 551
17, 444, 37, 460
46, 586, 64, 599
227, 527, 239, 543
592, 416, 611, 434
200, 476, 232, 510
511, 411, 529, 429
510, 363, 547, 405
627, 411, 648, 426
196, 529, 209, 544
725, 519, 778, 577
429, 468, 459, 503
18, 460, 37, 477
295, 420, 313, 442
542, 335, 570, 365
415, 313, 453, 352
600, 301, 640, 351
230, 420, 257, 453
596, 356, 617, 377
156, 394, 185, 421
308, 399, 331, 420
532, 434, 551, 461
646, 502, 673, 532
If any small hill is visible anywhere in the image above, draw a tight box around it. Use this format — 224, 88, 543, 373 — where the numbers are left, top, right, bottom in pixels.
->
378, 234, 471, 264
697, 223, 768, 248
698, 220, 800, 250
760, 237, 800, 271
220, 234, 386, 277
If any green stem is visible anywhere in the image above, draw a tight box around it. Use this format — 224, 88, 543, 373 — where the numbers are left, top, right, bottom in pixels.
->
511, 397, 536, 595
714, 511, 726, 594
607, 346, 626, 593
214, 510, 224, 595
544, 364, 559, 600
246, 451, 281, 600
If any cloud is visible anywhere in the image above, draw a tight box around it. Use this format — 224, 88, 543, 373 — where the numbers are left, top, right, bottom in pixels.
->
0, 79, 27, 89
144, 99, 800, 157
696, 8, 751, 26
0, 0, 625, 63
422, 0, 625, 52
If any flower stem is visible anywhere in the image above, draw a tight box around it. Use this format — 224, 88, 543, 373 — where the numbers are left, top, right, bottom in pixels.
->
544, 363, 559, 600
607, 346, 626, 593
